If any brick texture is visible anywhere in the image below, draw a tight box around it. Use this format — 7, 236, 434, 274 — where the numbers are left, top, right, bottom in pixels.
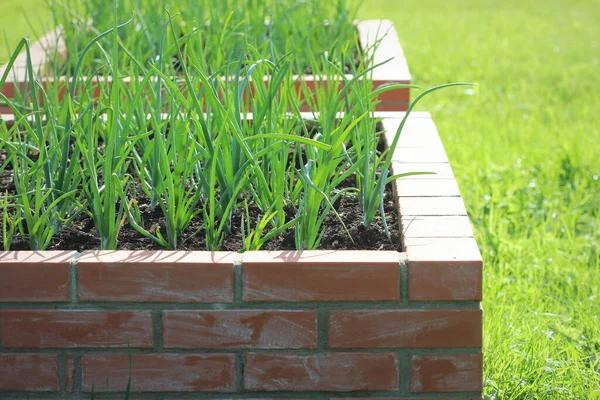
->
245, 353, 399, 391
81, 354, 236, 392
77, 251, 234, 302
410, 354, 483, 393
406, 237, 483, 301
0, 310, 153, 348
408, 260, 483, 301
329, 309, 482, 348
243, 251, 400, 301
163, 310, 317, 349
0, 251, 74, 302
0, 354, 60, 391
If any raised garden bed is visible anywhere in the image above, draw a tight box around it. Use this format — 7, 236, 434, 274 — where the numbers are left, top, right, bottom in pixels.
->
0, 112, 483, 399
0, 20, 410, 116
1, 1, 480, 395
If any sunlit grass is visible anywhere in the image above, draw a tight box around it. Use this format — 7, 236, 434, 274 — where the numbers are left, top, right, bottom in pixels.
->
360, 0, 600, 397
0, 0, 52, 63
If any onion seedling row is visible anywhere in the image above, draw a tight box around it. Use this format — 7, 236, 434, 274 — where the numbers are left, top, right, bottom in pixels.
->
0, 6, 468, 251
45, 0, 362, 78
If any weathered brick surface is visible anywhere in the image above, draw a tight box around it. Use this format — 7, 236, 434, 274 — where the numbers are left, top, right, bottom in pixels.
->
243, 251, 400, 301
410, 354, 483, 393
163, 310, 317, 349
0, 310, 153, 348
408, 260, 483, 301
0, 251, 74, 302
81, 354, 236, 392
0, 354, 60, 391
406, 237, 483, 301
376, 86, 411, 103
329, 309, 482, 348
78, 251, 235, 302
245, 353, 399, 391
376, 102, 410, 112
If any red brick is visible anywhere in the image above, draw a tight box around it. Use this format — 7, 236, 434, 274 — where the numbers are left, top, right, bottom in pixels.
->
0, 82, 15, 98
242, 251, 400, 302
245, 353, 399, 391
409, 260, 482, 301
77, 251, 235, 302
163, 310, 317, 349
0, 354, 59, 391
410, 354, 483, 393
81, 354, 235, 392
329, 309, 482, 348
376, 102, 410, 112
0, 105, 13, 116
374, 83, 411, 103
0, 251, 75, 302
406, 238, 483, 301
0, 310, 153, 348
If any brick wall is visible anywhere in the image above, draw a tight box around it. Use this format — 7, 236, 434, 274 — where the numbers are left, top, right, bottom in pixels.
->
0, 250, 482, 399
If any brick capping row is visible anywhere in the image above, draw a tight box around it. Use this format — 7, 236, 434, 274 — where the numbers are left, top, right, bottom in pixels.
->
0, 248, 479, 304
0, 113, 483, 397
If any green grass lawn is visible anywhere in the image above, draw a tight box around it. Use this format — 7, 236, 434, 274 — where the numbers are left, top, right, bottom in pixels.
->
0, 0, 52, 62
360, 1, 600, 397
2, 0, 600, 398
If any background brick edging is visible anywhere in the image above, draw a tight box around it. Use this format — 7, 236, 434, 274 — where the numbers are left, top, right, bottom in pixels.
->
0, 20, 411, 116
0, 114, 483, 398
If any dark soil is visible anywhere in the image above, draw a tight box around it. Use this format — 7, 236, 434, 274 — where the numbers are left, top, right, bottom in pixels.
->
0, 163, 401, 251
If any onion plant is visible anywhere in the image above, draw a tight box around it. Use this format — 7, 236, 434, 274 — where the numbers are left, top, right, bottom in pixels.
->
67, 6, 141, 249
1, 38, 81, 250
46, 0, 361, 77
1, 1, 471, 251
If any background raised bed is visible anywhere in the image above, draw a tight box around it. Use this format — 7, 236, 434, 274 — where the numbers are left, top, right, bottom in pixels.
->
0, 20, 410, 115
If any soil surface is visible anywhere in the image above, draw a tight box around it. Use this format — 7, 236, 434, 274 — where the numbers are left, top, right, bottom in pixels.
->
0, 155, 402, 251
